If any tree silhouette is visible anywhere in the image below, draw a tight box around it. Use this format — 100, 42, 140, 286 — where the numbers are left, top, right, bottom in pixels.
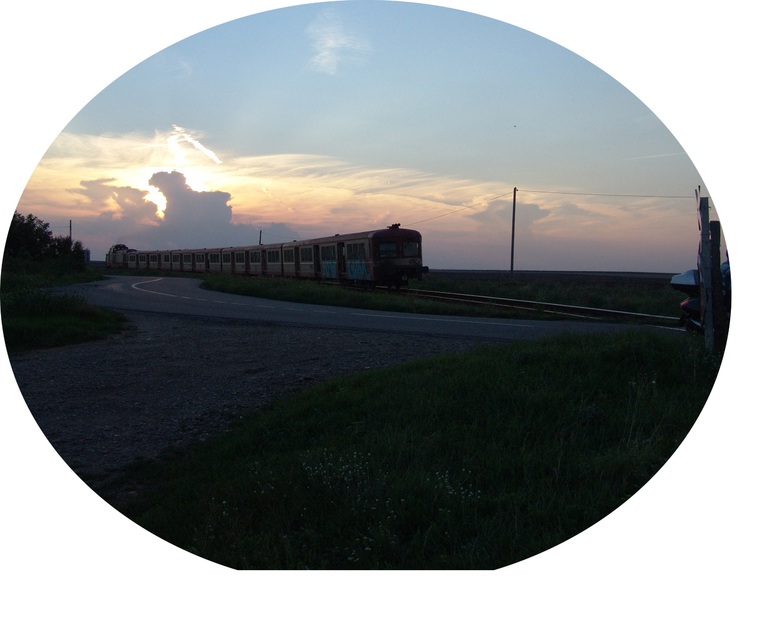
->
3, 212, 86, 271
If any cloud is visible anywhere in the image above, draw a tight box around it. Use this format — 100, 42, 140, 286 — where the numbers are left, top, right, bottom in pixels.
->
69, 178, 159, 224
467, 199, 550, 229
16, 128, 700, 270
149, 169, 232, 228
306, 8, 371, 75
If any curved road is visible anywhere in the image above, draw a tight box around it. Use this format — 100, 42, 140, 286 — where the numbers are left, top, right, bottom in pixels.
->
64, 275, 674, 341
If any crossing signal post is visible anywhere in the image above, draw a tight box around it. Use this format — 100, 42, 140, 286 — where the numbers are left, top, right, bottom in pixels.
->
697, 195, 729, 353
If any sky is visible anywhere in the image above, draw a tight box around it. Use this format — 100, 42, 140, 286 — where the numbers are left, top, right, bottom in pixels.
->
2, 1, 764, 622
12, 0, 712, 272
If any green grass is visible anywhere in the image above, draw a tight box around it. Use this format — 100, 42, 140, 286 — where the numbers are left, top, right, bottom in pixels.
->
1, 262, 127, 353
3, 264, 711, 568
419, 271, 682, 317
1, 286, 127, 352
117, 330, 718, 569
200, 272, 520, 318
199, 271, 682, 322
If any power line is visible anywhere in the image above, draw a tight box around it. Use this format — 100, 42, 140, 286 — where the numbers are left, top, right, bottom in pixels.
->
517, 188, 694, 199
404, 187, 694, 228
404, 190, 517, 227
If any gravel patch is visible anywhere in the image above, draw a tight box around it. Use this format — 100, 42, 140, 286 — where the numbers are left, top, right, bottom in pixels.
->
9, 311, 482, 502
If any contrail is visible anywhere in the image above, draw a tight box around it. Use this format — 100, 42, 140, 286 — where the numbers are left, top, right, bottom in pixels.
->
170, 125, 222, 164
623, 151, 685, 161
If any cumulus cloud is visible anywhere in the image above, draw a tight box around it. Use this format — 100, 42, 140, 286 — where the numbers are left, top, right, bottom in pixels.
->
306, 8, 371, 75
69, 178, 159, 223
149, 170, 232, 226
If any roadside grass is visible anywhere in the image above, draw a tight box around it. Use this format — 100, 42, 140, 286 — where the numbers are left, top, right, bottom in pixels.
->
419, 272, 681, 317
1, 257, 106, 290
117, 329, 718, 570
1, 264, 127, 353
200, 272, 520, 318
1, 286, 126, 352
199, 272, 679, 322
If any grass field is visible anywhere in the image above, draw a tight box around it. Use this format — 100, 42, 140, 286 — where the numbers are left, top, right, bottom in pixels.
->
1, 266, 127, 353
116, 329, 718, 569
3, 265, 719, 569
200, 269, 683, 321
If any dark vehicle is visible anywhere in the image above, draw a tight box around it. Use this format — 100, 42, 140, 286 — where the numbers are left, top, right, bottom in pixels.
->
670, 258, 730, 333
670, 269, 702, 332
105, 224, 428, 288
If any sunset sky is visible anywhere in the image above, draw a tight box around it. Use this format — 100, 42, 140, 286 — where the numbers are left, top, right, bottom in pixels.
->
12, 1, 711, 272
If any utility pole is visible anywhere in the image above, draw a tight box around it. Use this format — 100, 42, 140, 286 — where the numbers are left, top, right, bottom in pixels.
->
510, 187, 517, 274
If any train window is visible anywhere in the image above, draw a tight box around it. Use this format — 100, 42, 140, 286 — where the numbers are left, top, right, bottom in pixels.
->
347, 243, 367, 260
163, 254, 171, 263
222, 253, 231, 263
403, 241, 420, 257
283, 248, 295, 263
195, 253, 205, 263
139, 254, 147, 262
300, 247, 313, 262
250, 250, 261, 263
210, 253, 220, 264
172, 254, 180, 263
149, 254, 158, 262
183, 254, 192, 263
235, 252, 245, 264
320, 246, 336, 261
267, 250, 280, 263
378, 241, 397, 258
129, 255, 136, 262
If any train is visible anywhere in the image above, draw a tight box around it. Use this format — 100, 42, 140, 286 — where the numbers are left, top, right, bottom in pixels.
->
104, 223, 428, 287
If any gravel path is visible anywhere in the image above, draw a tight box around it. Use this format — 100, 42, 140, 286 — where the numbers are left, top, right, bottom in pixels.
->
9, 311, 483, 503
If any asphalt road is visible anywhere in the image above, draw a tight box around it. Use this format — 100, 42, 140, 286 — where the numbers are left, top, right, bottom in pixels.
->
64, 275, 672, 341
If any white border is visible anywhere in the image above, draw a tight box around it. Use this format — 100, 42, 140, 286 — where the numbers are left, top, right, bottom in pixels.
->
1, 1, 761, 623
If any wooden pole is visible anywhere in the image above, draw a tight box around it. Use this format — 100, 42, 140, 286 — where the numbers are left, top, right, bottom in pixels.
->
510, 187, 517, 274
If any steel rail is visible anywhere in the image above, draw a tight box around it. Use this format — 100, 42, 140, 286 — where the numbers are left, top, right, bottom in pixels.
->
400, 287, 680, 323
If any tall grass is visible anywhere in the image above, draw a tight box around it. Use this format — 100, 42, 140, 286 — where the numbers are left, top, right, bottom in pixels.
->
117, 330, 717, 569
1, 286, 126, 352
200, 272, 681, 321
201, 273, 541, 318
1, 258, 126, 352
420, 271, 681, 316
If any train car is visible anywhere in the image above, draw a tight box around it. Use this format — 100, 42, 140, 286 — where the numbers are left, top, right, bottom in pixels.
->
181, 249, 208, 273
125, 249, 139, 270
262, 242, 284, 277
295, 224, 427, 286
105, 243, 133, 267
227, 246, 250, 275
103, 224, 427, 286
245, 246, 264, 277
206, 248, 226, 273
157, 250, 178, 272
280, 242, 301, 278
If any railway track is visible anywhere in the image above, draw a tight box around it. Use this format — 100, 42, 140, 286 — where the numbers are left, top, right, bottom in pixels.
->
392, 286, 680, 324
